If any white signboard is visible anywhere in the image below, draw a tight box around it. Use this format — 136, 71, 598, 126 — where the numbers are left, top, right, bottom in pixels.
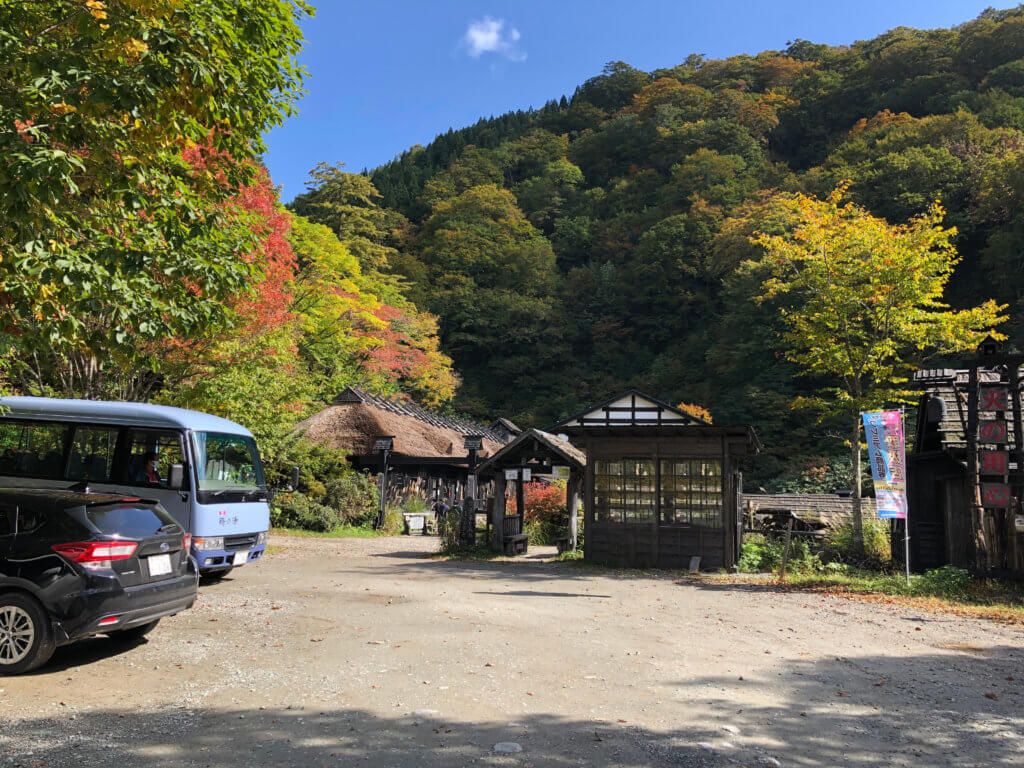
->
503, 468, 532, 481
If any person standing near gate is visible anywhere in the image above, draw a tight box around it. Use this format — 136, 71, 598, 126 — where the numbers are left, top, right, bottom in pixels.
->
432, 496, 450, 535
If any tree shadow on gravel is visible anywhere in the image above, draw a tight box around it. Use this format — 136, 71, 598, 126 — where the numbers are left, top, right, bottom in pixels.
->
341, 554, 607, 583
4, 648, 1022, 768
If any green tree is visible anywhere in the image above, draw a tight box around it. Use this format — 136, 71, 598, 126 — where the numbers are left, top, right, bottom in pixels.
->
751, 186, 1005, 551
0, 0, 309, 397
411, 185, 563, 417
289, 163, 409, 272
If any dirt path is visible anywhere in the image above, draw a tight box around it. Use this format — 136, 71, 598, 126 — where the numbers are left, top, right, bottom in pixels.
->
1, 535, 1022, 767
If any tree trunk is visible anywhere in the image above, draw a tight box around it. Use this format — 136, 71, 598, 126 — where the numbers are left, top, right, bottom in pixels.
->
851, 412, 865, 556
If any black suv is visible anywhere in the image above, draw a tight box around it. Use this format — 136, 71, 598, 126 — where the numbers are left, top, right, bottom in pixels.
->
0, 488, 198, 674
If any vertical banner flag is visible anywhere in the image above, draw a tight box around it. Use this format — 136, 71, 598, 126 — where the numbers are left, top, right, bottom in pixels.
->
862, 410, 908, 519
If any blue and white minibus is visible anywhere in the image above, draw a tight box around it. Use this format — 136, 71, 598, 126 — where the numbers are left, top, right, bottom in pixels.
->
0, 397, 269, 576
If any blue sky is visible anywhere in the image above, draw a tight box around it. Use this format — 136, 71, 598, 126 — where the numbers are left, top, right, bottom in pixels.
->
264, 1, 1009, 202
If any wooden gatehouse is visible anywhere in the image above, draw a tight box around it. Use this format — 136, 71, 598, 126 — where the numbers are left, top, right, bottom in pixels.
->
554, 391, 759, 571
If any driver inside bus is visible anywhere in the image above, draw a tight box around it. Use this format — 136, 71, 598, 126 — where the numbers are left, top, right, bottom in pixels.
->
135, 451, 161, 485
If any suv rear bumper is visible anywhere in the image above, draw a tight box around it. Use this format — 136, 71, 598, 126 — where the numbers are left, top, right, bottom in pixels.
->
53, 567, 198, 645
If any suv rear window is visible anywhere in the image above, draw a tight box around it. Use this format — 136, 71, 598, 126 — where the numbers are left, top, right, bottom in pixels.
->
85, 505, 178, 539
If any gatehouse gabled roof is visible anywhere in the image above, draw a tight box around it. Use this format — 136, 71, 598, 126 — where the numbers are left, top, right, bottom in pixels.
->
476, 428, 586, 477
552, 390, 709, 429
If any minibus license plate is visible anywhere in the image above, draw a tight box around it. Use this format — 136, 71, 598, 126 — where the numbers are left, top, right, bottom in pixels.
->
232, 550, 248, 566
148, 554, 172, 577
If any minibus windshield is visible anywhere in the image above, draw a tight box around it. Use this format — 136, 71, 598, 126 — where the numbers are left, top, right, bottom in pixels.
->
191, 432, 267, 492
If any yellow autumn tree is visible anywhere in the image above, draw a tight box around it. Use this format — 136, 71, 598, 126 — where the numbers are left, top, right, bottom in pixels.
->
751, 185, 1006, 552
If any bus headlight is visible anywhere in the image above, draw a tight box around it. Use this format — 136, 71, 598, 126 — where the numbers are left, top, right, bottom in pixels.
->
194, 536, 224, 551
256, 531, 268, 546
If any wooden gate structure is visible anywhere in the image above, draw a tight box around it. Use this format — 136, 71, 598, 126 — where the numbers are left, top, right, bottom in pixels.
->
553, 391, 759, 571
475, 429, 586, 555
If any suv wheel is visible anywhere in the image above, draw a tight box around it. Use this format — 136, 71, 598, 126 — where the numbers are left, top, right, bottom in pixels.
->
0, 593, 54, 675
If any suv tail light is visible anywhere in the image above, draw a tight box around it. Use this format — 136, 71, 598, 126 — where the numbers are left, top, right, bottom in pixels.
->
53, 541, 138, 569
184, 533, 192, 551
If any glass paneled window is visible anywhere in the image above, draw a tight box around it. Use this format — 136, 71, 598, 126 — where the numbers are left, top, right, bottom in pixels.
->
67, 425, 119, 482
594, 459, 655, 524
0, 420, 70, 479
123, 429, 185, 487
660, 459, 723, 527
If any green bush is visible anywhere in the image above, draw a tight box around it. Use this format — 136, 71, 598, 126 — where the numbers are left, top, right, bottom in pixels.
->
271, 491, 340, 532
912, 565, 971, 600
400, 496, 429, 516
264, 438, 351, 497
381, 506, 406, 535
738, 533, 818, 573
824, 518, 892, 567
438, 504, 465, 555
322, 473, 377, 525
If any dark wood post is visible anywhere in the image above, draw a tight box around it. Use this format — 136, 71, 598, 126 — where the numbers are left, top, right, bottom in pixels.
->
779, 516, 795, 580
967, 364, 986, 568
462, 447, 478, 546
516, 469, 525, 530
372, 435, 394, 530
375, 448, 390, 529
491, 473, 506, 551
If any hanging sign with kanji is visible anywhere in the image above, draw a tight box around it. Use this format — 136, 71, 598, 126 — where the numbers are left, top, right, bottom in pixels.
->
862, 410, 908, 519
980, 450, 1010, 475
979, 387, 1009, 411
982, 482, 1012, 508
978, 419, 1008, 443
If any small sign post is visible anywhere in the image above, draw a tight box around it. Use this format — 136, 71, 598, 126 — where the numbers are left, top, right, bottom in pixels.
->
462, 435, 484, 545
373, 435, 394, 530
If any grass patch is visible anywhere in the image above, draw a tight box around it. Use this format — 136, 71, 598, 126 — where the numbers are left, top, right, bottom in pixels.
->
723, 565, 1024, 624
435, 543, 503, 561
271, 523, 387, 539
553, 548, 584, 562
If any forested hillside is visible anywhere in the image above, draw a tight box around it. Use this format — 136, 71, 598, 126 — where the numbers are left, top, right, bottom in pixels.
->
293, 7, 1024, 489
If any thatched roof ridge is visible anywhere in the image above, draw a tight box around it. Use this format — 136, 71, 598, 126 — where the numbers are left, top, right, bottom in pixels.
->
293, 387, 505, 460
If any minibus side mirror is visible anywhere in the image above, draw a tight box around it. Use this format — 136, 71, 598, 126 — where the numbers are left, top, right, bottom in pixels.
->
168, 463, 185, 490
290, 465, 301, 491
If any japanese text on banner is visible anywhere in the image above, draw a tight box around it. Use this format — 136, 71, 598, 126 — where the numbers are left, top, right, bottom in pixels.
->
862, 410, 908, 520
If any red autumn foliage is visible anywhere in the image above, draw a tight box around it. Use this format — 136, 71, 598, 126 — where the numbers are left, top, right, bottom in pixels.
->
508, 482, 567, 524
230, 167, 296, 334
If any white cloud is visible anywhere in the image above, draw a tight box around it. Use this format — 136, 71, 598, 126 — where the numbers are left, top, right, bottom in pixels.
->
463, 17, 525, 61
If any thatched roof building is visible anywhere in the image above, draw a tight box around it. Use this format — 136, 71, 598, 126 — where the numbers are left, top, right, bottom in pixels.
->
294, 387, 504, 462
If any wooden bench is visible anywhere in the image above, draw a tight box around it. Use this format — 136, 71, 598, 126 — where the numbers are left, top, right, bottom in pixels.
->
503, 533, 529, 556
555, 536, 572, 553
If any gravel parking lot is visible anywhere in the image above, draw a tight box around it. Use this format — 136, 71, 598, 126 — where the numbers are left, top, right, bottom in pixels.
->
1, 535, 1022, 767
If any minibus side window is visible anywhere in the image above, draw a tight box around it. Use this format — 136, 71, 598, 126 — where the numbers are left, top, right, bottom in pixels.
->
67, 425, 119, 482
0, 420, 70, 479
121, 429, 187, 489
